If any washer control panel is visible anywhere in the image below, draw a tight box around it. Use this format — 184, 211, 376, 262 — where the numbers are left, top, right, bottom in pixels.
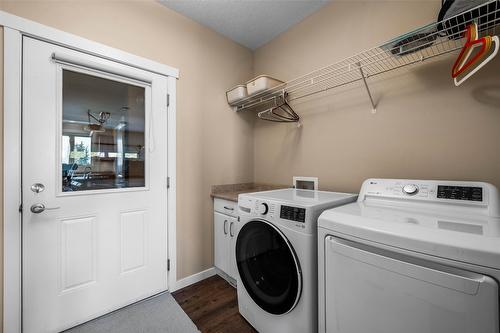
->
256, 202, 269, 215
238, 196, 311, 232
251, 200, 277, 219
280, 205, 306, 223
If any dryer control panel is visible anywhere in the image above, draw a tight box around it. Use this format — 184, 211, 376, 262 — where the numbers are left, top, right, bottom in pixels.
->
359, 179, 500, 217
436, 185, 483, 201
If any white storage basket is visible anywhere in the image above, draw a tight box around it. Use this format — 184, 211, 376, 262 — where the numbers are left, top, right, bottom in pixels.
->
246, 75, 284, 96
226, 85, 248, 105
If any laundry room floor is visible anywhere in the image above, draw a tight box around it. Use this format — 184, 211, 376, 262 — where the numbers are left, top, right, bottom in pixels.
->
173, 275, 257, 333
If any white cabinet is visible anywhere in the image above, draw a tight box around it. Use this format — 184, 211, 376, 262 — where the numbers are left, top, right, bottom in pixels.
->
228, 216, 237, 279
214, 212, 227, 273
214, 198, 238, 283
214, 197, 238, 216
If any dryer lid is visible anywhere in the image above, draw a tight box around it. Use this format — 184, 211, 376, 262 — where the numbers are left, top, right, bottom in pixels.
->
318, 201, 500, 270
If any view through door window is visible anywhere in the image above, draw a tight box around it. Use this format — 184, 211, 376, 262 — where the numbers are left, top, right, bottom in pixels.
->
61, 69, 146, 192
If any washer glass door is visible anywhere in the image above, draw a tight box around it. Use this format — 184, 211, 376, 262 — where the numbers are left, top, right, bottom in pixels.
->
236, 220, 302, 315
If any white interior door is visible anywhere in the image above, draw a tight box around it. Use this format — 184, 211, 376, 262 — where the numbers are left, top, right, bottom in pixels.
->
22, 37, 169, 332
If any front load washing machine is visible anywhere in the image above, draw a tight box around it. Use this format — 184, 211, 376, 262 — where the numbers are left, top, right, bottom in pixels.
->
236, 189, 357, 333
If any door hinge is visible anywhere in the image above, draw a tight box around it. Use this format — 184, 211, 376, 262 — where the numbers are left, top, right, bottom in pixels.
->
18, 203, 23, 213
167, 177, 170, 189
167, 94, 170, 107
167, 259, 171, 271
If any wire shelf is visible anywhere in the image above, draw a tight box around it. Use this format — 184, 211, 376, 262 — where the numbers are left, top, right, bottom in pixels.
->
234, 0, 500, 114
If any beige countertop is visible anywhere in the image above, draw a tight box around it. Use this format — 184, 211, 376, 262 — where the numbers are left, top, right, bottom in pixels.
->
211, 183, 289, 202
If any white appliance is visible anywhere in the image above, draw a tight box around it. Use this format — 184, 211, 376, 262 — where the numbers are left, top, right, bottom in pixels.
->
237, 189, 357, 333
318, 179, 500, 333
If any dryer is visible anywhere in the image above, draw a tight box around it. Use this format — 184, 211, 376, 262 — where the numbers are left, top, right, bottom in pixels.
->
237, 189, 357, 333
318, 179, 500, 333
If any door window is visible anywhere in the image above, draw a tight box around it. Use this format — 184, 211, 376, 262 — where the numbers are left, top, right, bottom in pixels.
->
236, 220, 302, 315
61, 69, 146, 192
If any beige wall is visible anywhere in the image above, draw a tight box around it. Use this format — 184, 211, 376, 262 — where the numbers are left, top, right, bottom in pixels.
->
0, 25, 3, 332
2, 0, 500, 329
0, 0, 254, 283
253, 1, 500, 193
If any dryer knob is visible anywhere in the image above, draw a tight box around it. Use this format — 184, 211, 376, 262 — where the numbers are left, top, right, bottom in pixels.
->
403, 184, 419, 195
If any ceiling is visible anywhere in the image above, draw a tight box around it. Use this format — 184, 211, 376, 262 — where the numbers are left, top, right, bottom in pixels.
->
159, 0, 329, 50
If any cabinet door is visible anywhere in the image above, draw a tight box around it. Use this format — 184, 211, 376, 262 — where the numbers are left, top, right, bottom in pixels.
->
214, 212, 229, 273
227, 217, 238, 280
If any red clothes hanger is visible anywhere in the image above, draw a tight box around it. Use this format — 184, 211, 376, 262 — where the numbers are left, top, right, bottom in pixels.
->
451, 23, 498, 86
452, 23, 491, 78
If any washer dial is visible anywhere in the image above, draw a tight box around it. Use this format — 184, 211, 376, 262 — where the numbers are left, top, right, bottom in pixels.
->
257, 202, 269, 215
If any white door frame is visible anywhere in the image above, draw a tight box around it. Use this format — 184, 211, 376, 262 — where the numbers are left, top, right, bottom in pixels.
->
1, 11, 179, 333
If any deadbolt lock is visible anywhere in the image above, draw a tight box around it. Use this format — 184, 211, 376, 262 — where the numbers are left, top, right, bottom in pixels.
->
30, 183, 45, 193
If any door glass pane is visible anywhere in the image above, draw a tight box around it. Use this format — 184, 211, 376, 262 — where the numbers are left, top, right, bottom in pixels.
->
62, 69, 146, 192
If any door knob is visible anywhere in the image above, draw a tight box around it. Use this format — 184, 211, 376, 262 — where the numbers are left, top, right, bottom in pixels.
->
30, 183, 45, 193
30, 203, 60, 214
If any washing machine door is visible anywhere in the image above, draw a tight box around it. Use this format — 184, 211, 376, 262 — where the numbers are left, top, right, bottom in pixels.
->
236, 219, 302, 315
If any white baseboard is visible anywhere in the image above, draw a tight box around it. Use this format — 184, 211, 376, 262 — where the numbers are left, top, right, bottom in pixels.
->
171, 267, 216, 292
214, 267, 236, 288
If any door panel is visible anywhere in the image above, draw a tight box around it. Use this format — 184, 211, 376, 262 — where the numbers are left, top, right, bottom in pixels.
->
60, 216, 97, 292
22, 37, 169, 332
120, 210, 147, 273
324, 236, 499, 333
228, 216, 238, 280
214, 212, 228, 273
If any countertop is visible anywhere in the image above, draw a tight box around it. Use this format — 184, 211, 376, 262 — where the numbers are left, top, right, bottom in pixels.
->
211, 183, 289, 202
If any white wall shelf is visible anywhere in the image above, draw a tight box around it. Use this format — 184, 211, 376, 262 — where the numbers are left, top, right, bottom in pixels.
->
233, 0, 500, 118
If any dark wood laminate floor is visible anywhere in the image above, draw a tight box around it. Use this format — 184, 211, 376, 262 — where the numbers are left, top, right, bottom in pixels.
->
173, 275, 257, 333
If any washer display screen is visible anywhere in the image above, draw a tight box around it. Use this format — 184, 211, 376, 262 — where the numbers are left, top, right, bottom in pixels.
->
280, 205, 306, 223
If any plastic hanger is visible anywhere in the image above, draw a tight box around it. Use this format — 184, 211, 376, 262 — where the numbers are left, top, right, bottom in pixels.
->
452, 23, 485, 76
452, 23, 499, 86
454, 36, 498, 86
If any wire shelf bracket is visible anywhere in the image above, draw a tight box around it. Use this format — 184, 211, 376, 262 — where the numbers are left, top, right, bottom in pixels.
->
357, 62, 377, 114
